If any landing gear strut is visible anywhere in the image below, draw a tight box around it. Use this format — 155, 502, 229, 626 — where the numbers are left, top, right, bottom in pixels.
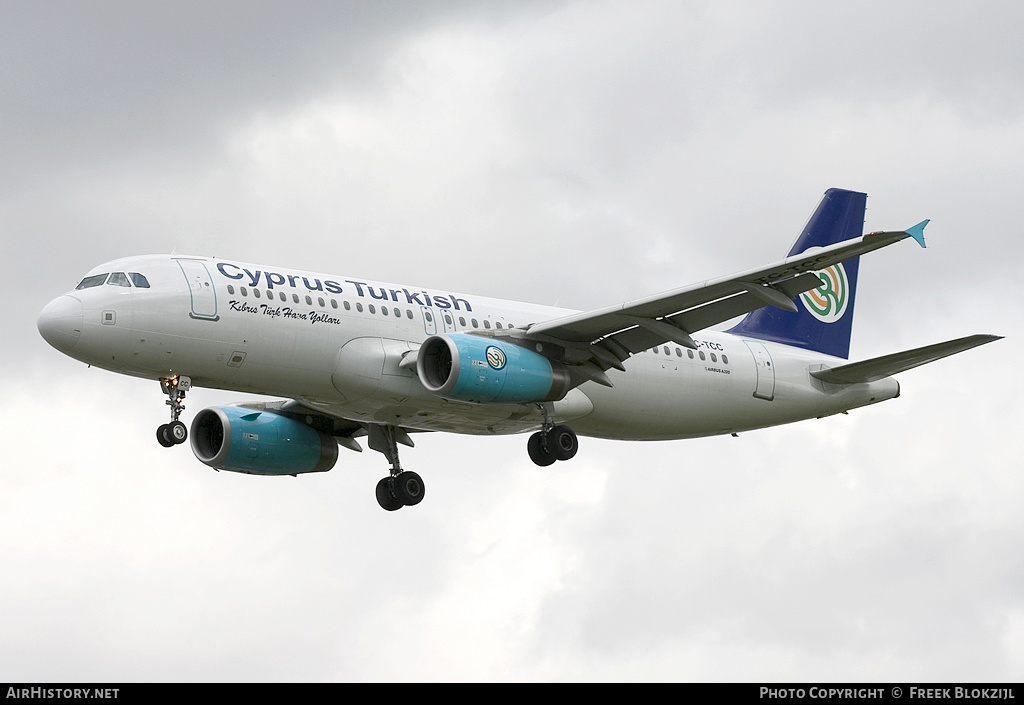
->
369, 424, 424, 511
156, 376, 191, 447
527, 404, 579, 466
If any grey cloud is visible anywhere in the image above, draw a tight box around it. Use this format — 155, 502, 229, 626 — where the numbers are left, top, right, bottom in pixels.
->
5, 0, 1022, 681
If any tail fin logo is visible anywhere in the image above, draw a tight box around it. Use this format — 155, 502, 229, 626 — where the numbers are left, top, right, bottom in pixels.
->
800, 263, 849, 323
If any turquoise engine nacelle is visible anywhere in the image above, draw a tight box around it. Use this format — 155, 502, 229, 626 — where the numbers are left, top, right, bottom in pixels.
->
190, 406, 339, 475
416, 334, 571, 404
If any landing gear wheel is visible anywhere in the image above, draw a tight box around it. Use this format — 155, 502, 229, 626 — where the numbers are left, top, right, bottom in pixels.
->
549, 425, 578, 461
375, 477, 404, 512
167, 420, 188, 445
393, 471, 425, 506
528, 432, 557, 467
156, 424, 175, 448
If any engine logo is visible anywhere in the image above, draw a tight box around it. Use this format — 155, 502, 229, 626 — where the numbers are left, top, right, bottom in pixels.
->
800, 263, 849, 323
485, 345, 506, 370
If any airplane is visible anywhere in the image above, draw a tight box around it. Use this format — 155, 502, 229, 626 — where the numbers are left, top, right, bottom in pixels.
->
37, 188, 1000, 511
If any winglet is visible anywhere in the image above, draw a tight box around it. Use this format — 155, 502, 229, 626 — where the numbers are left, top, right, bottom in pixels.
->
906, 219, 929, 248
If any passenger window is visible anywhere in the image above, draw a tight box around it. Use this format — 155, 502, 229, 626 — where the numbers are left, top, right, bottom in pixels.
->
227, 285, 235, 295
356, 302, 363, 312
369, 304, 376, 314
129, 272, 150, 288
471, 319, 478, 328
699, 351, 705, 361
424, 310, 431, 322
483, 320, 491, 329
722, 355, 729, 365
241, 287, 248, 296
675, 348, 682, 357
107, 272, 130, 287
394, 308, 401, 317
279, 292, 286, 302
344, 301, 351, 311
318, 297, 325, 307
663, 346, 670, 355
382, 306, 389, 316
331, 299, 338, 309
305, 295, 312, 305
687, 350, 694, 359
254, 289, 261, 298
406, 310, 413, 320
293, 294, 299, 304
711, 353, 717, 362
495, 321, 502, 329
76, 274, 108, 289
459, 317, 466, 326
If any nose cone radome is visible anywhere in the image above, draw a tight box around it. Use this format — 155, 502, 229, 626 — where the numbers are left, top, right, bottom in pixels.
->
38, 295, 83, 353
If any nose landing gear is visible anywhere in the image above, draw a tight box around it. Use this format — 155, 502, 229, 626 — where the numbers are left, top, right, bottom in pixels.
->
156, 376, 191, 447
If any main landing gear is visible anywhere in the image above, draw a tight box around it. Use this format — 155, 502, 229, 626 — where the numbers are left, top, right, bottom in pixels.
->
368, 424, 424, 512
156, 375, 191, 448
527, 405, 579, 466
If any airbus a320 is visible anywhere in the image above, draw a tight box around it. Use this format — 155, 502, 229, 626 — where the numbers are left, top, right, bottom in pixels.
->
38, 189, 1000, 510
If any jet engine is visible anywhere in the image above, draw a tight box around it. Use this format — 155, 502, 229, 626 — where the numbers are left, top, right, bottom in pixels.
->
190, 406, 339, 475
416, 334, 571, 404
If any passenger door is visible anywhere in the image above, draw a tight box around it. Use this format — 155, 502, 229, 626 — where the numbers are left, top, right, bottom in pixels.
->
175, 259, 219, 321
744, 340, 776, 401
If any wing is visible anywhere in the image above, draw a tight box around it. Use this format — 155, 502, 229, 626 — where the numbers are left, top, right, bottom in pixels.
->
235, 399, 423, 455
524, 223, 929, 373
810, 334, 1002, 384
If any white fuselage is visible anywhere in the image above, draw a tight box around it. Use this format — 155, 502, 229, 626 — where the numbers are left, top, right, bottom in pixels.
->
39, 255, 900, 441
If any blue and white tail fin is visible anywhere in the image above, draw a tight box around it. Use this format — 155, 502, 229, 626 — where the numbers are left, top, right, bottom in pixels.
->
728, 188, 866, 359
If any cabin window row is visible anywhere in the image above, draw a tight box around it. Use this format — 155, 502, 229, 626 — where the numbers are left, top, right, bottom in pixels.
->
651, 345, 729, 365
457, 316, 513, 330
408, 312, 516, 330
226, 284, 415, 318
225, 284, 514, 329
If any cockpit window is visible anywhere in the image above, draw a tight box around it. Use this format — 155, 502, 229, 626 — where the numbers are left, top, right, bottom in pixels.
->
107, 272, 131, 287
129, 272, 150, 288
76, 274, 108, 289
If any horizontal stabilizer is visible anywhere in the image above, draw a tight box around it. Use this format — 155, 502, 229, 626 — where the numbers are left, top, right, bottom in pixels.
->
810, 334, 1002, 384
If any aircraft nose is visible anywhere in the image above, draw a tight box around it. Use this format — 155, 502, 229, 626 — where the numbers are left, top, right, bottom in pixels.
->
38, 295, 83, 353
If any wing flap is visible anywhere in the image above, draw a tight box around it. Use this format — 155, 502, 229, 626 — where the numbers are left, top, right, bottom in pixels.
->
810, 334, 1002, 384
671, 273, 821, 338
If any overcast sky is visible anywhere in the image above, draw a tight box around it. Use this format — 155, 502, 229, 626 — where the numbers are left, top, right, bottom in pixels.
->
2, 0, 1022, 682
